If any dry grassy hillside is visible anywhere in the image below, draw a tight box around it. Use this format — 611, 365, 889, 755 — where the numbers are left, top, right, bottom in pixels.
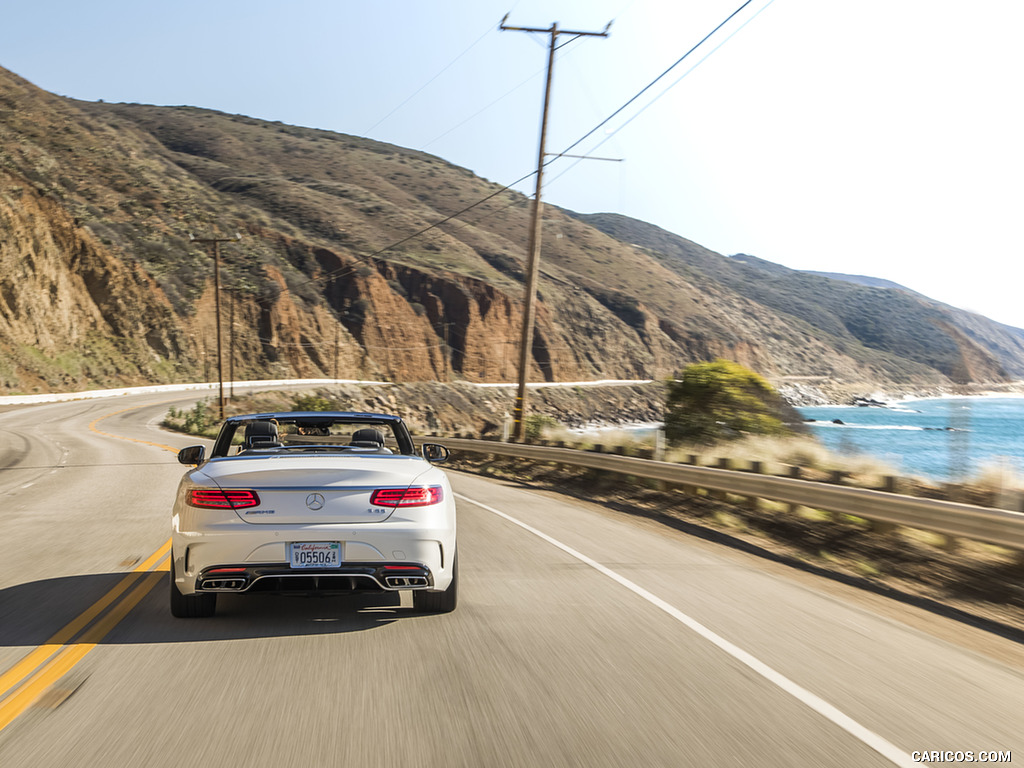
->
1, 64, 1019, 395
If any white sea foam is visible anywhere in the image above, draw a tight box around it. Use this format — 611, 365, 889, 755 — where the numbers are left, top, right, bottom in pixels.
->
805, 423, 928, 431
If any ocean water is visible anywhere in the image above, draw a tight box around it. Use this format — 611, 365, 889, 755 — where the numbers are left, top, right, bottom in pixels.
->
797, 397, 1024, 482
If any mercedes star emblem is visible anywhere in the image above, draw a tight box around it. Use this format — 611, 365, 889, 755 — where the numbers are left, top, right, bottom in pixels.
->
305, 493, 325, 510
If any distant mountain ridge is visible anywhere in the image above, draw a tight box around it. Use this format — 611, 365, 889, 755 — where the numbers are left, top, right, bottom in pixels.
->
572, 213, 1024, 383
2, 64, 1023, 398
800, 271, 919, 294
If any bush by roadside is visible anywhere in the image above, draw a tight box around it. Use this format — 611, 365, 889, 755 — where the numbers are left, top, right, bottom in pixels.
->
164, 399, 219, 438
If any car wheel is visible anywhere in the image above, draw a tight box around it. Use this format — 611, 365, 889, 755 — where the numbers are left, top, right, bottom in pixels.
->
169, 555, 217, 618
413, 549, 458, 613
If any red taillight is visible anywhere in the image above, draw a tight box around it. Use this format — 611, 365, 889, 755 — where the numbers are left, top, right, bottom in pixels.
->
187, 489, 261, 509
370, 486, 443, 507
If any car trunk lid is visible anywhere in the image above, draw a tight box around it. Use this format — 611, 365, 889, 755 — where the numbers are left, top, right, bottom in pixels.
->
199, 455, 432, 524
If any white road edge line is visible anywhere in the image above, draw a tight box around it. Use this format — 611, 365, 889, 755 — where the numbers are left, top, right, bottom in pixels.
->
456, 492, 921, 768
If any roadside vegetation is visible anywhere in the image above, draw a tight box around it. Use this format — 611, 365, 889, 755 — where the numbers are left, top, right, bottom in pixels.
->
663, 360, 794, 445
537, 361, 892, 483
164, 400, 220, 438
158, 376, 1024, 631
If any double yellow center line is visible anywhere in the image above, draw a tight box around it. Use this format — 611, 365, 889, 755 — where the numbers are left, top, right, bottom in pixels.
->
0, 400, 185, 731
0, 540, 171, 730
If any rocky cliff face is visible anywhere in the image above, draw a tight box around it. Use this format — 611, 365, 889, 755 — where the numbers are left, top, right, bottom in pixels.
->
0, 65, 1020, 395
0, 176, 186, 388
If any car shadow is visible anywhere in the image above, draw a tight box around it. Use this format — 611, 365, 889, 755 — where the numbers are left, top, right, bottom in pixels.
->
0, 572, 432, 646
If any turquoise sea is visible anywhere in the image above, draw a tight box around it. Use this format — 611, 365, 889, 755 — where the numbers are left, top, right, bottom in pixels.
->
797, 397, 1024, 482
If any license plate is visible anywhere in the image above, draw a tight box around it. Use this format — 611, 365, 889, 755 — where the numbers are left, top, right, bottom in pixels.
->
289, 542, 341, 569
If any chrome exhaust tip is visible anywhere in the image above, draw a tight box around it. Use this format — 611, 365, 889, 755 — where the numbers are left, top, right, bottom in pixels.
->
201, 578, 246, 590
384, 576, 429, 589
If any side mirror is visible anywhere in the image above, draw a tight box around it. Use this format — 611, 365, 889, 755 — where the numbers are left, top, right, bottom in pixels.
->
422, 443, 450, 463
178, 445, 206, 465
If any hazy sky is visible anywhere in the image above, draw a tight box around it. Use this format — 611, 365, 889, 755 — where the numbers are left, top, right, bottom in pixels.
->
6, 1, 1023, 327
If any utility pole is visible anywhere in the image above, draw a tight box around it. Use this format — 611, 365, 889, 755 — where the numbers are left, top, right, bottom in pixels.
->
500, 15, 610, 441
189, 232, 242, 420
201, 334, 208, 383
229, 290, 235, 401
443, 322, 451, 380
334, 323, 339, 381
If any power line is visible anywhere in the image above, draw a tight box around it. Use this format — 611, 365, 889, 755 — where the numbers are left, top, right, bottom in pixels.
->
419, 66, 544, 151
287, 170, 537, 294
375, 1, 768, 279
361, 20, 498, 137
285, 2, 765, 303
276, 5, 762, 300
546, 0, 776, 190
552, 0, 756, 163
234, 2, 771, 387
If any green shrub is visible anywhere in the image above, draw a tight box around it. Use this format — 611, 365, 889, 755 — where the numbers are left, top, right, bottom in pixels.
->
293, 394, 335, 411
665, 360, 792, 446
184, 401, 216, 434
524, 413, 558, 440
164, 399, 219, 437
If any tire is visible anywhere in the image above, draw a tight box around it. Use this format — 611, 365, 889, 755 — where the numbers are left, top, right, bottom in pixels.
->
413, 550, 458, 614
169, 556, 217, 618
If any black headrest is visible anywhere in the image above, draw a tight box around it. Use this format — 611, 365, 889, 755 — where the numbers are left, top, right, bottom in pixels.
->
350, 428, 385, 447
245, 420, 279, 447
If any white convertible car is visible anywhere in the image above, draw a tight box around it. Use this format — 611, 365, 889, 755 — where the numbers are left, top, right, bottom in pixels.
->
170, 411, 457, 617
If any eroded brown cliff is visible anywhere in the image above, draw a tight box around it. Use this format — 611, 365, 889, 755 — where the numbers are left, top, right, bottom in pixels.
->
0, 64, 1018, 395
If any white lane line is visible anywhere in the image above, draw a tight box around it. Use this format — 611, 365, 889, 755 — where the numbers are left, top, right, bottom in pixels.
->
456, 492, 921, 768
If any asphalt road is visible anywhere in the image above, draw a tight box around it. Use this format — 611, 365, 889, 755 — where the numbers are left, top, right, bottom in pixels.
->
0, 392, 1021, 767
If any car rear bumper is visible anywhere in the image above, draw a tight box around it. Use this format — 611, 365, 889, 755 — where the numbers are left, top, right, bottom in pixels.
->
172, 524, 455, 595
196, 562, 433, 593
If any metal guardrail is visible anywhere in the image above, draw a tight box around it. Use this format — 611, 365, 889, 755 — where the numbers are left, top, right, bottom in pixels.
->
422, 436, 1024, 551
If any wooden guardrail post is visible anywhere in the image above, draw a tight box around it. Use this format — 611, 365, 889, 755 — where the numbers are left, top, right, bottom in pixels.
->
871, 476, 900, 533
613, 445, 639, 485
711, 458, 731, 500
548, 440, 564, 471
748, 461, 763, 510
787, 466, 802, 515
680, 454, 699, 495
828, 470, 847, 521
631, 447, 658, 489
641, 445, 667, 490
